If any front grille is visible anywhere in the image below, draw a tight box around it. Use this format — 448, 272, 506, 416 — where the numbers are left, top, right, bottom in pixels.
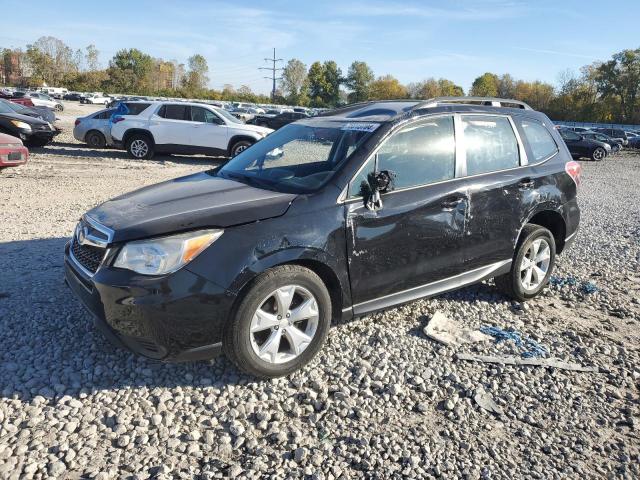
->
71, 239, 105, 274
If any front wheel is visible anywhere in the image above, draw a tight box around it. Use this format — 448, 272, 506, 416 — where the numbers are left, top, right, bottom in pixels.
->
495, 224, 556, 302
223, 265, 331, 378
230, 139, 254, 157
591, 147, 606, 161
55, 104, 63, 112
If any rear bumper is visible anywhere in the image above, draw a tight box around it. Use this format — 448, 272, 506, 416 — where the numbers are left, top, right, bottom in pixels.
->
64, 242, 233, 361
0, 145, 28, 167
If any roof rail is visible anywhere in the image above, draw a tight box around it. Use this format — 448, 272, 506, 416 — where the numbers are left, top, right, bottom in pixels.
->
413, 96, 533, 111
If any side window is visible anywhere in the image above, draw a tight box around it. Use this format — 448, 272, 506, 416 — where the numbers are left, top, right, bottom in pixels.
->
462, 115, 519, 176
520, 119, 558, 162
124, 103, 151, 115
190, 106, 221, 124
377, 116, 456, 190
560, 129, 580, 141
161, 104, 188, 120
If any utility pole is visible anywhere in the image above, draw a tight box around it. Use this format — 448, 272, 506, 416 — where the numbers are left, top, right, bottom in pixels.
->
259, 48, 284, 101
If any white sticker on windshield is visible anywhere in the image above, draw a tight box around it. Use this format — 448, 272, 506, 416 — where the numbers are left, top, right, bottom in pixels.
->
340, 123, 379, 132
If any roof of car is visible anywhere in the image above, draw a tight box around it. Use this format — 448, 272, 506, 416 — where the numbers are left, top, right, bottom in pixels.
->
319, 97, 539, 123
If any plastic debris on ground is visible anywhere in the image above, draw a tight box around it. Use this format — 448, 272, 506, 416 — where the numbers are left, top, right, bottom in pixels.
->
479, 325, 548, 358
456, 353, 602, 373
423, 311, 492, 347
473, 387, 504, 415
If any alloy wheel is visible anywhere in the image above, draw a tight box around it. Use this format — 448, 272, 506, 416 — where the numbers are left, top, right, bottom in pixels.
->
249, 285, 319, 364
593, 148, 605, 161
519, 238, 551, 291
130, 139, 148, 158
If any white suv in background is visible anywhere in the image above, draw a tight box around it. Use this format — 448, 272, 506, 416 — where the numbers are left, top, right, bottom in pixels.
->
110, 101, 273, 159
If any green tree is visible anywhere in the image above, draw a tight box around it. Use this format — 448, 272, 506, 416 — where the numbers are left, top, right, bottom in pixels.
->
307, 61, 328, 107
185, 54, 209, 91
106, 48, 154, 94
470, 72, 499, 97
323, 61, 342, 106
368, 74, 407, 100
280, 58, 308, 105
595, 48, 640, 123
407, 78, 464, 99
345, 60, 374, 102
497, 73, 516, 98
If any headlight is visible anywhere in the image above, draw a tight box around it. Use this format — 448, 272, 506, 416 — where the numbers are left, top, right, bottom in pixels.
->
10, 120, 31, 131
114, 229, 223, 275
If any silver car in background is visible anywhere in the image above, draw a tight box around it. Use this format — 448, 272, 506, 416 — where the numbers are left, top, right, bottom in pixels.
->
73, 108, 115, 148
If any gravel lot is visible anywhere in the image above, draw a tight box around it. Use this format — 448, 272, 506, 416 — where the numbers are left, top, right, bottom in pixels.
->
0, 101, 639, 479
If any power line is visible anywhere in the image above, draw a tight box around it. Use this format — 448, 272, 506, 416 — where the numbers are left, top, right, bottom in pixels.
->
259, 48, 284, 101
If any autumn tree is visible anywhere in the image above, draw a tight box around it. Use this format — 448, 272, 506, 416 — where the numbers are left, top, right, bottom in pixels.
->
368, 74, 407, 100
470, 72, 499, 97
595, 48, 640, 123
106, 48, 154, 94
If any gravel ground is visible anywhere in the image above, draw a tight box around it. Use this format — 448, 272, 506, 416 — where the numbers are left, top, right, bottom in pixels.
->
0, 101, 638, 479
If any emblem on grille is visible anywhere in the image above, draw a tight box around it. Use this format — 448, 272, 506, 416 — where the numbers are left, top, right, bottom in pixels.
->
77, 225, 89, 245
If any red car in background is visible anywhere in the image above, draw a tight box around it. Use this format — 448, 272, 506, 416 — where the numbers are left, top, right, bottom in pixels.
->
0, 132, 29, 171
0, 91, 35, 107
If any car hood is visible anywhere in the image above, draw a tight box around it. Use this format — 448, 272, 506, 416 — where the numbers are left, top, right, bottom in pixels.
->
235, 123, 273, 135
0, 111, 49, 126
86, 172, 297, 243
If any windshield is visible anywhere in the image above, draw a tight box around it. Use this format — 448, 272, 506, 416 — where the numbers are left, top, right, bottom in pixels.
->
214, 107, 243, 124
218, 121, 378, 193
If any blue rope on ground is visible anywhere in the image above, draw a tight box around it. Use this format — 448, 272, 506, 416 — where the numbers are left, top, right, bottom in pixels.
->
549, 275, 598, 294
480, 326, 548, 358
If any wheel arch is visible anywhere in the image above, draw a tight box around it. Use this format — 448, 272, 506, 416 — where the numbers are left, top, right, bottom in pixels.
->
228, 248, 346, 326
227, 134, 258, 156
122, 128, 155, 146
522, 209, 567, 254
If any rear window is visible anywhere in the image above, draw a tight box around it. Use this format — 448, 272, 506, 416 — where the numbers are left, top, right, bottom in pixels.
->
95, 109, 115, 120
123, 103, 151, 115
462, 115, 520, 176
520, 119, 558, 162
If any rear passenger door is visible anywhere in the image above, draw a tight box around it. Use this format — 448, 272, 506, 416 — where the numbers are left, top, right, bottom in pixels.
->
461, 114, 531, 269
151, 104, 191, 146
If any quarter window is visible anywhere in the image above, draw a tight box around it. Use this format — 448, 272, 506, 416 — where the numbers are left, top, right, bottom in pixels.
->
520, 120, 558, 162
376, 116, 456, 190
462, 115, 520, 176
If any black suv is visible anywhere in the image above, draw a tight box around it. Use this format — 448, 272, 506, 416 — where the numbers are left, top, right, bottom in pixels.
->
64, 97, 581, 378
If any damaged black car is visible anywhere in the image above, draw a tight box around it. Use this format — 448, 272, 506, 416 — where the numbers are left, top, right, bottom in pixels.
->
64, 97, 581, 378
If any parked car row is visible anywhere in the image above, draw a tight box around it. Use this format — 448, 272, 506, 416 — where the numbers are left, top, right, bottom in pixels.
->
557, 127, 631, 161
0, 99, 59, 147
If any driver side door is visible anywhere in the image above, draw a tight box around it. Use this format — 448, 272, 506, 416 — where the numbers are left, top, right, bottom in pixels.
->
345, 115, 471, 313
188, 106, 229, 153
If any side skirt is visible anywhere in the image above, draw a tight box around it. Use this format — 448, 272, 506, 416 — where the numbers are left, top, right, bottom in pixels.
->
351, 260, 512, 316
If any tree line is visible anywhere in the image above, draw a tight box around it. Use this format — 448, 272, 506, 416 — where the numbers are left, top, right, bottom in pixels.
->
2, 36, 639, 123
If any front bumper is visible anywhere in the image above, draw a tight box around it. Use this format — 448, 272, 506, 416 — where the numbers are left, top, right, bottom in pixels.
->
64, 242, 235, 361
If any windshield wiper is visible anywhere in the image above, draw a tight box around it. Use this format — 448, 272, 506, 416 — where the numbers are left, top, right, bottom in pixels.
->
221, 171, 274, 190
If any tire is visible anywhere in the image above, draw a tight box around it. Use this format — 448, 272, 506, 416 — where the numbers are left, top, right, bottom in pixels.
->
85, 131, 106, 149
230, 139, 254, 157
126, 134, 154, 159
494, 224, 556, 302
223, 265, 332, 378
591, 147, 606, 161
55, 104, 63, 112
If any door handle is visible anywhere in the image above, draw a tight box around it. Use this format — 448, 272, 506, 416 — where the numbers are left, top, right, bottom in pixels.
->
519, 178, 535, 189
441, 196, 465, 210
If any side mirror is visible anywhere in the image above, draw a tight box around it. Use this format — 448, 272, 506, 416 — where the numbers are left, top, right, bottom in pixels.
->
363, 169, 395, 211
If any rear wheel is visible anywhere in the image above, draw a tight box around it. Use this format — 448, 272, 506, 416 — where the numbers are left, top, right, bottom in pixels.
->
591, 147, 606, 161
230, 139, 254, 157
495, 224, 556, 302
223, 265, 331, 378
85, 131, 106, 149
126, 134, 154, 159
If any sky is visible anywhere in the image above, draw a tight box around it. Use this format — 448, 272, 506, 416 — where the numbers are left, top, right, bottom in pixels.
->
1, 0, 638, 95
